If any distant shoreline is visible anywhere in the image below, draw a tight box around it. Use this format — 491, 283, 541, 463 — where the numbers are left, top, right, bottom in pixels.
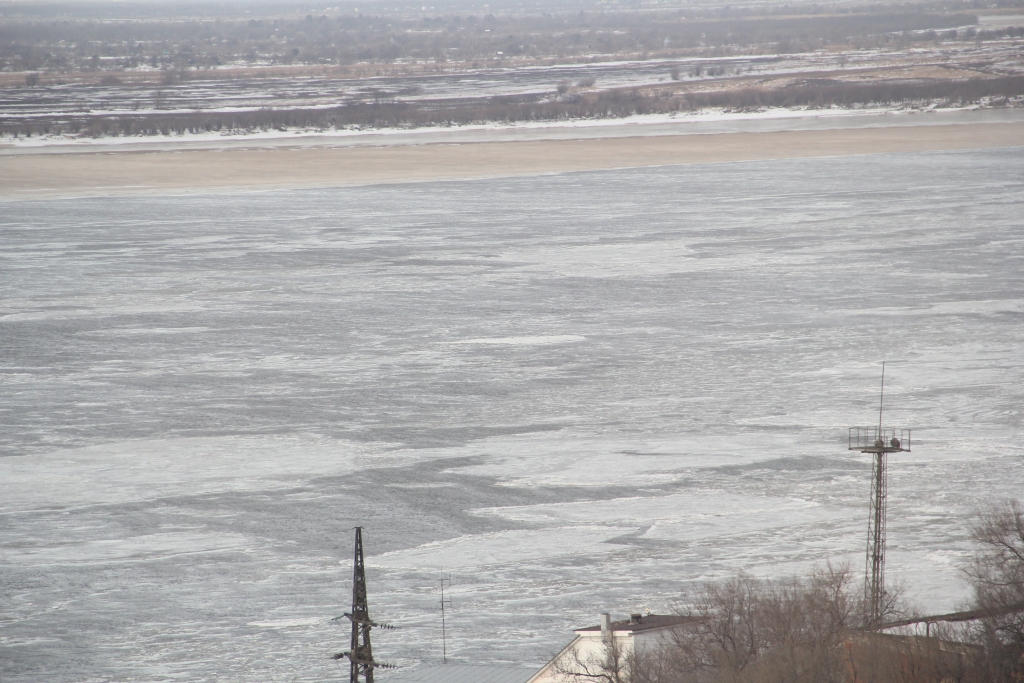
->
2, 119, 1022, 200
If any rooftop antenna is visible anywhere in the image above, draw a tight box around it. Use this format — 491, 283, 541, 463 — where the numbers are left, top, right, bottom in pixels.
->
332, 527, 395, 682
878, 361, 885, 434
849, 362, 911, 626
439, 572, 453, 663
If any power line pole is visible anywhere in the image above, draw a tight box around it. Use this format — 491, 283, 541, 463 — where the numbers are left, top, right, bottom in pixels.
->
333, 527, 394, 683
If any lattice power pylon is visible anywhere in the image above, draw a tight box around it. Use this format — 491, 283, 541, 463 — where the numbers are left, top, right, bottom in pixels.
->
333, 527, 394, 683
849, 362, 910, 625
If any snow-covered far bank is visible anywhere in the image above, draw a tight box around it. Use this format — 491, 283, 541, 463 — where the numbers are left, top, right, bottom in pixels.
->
3, 104, 1024, 155
3, 115, 1021, 201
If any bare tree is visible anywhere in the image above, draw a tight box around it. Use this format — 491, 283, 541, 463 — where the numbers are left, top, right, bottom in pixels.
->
553, 629, 633, 683
669, 572, 764, 681
963, 499, 1024, 682
844, 621, 978, 683
644, 564, 874, 683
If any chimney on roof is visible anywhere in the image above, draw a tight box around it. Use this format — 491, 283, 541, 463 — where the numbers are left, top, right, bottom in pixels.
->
630, 613, 642, 624
600, 613, 611, 638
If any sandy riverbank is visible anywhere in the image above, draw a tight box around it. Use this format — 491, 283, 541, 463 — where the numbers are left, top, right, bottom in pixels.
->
2, 120, 1023, 199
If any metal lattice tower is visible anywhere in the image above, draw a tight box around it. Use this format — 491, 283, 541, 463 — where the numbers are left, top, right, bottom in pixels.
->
865, 441, 888, 624
849, 362, 911, 625
333, 527, 394, 682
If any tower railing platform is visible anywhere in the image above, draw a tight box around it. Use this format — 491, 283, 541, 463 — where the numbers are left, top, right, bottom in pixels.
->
849, 427, 911, 453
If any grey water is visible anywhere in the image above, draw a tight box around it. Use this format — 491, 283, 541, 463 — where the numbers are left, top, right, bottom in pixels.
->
2, 148, 1023, 682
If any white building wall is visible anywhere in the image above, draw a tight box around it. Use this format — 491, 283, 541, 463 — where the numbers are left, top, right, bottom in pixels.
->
528, 632, 635, 683
528, 617, 690, 683
631, 628, 676, 652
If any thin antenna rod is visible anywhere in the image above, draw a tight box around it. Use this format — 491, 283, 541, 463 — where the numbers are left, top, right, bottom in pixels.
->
439, 571, 452, 664
878, 361, 886, 432
441, 572, 447, 664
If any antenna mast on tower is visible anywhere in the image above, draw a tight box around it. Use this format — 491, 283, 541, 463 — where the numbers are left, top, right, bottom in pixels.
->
849, 362, 911, 625
333, 527, 394, 683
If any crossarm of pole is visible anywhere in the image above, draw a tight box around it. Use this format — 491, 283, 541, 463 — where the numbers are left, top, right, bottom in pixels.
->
332, 613, 396, 629
330, 652, 397, 668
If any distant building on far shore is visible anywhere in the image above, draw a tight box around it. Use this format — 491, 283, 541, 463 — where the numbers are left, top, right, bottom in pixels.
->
529, 613, 696, 683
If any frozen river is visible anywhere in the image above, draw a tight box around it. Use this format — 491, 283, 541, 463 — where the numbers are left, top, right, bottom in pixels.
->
2, 147, 1023, 681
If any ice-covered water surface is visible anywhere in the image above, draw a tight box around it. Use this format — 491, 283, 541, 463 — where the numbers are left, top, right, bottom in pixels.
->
1, 148, 1023, 682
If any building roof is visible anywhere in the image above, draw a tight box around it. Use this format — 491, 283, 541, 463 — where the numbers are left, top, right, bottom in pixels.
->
873, 601, 1024, 630
575, 614, 696, 634
381, 664, 537, 683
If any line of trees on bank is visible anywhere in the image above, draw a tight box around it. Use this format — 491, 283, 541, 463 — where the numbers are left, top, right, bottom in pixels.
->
555, 499, 1024, 683
0, 7, 984, 73
5, 75, 1023, 138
